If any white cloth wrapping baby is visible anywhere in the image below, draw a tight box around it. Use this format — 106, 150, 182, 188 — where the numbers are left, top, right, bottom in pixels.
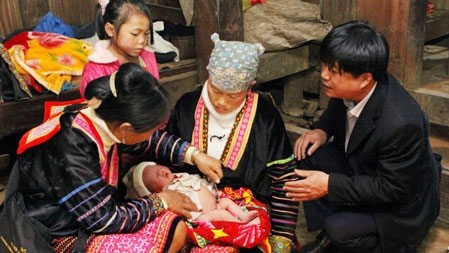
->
122, 161, 215, 220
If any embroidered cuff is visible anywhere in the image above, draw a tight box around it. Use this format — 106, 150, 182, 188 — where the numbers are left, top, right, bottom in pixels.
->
184, 146, 200, 165
147, 193, 167, 215
160, 197, 168, 209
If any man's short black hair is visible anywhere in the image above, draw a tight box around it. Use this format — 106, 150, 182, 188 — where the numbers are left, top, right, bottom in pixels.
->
319, 20, 389, 81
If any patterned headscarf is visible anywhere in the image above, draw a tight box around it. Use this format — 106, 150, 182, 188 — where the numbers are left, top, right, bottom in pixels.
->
207, 33, 265, 93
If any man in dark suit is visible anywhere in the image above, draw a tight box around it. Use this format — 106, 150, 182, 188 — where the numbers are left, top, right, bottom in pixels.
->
284, 20, 441, 253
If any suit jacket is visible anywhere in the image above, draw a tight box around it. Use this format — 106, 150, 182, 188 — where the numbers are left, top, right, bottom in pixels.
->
314, 72, 441, 251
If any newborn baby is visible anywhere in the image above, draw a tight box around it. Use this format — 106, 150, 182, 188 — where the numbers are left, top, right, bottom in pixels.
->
123, 161, 259, 223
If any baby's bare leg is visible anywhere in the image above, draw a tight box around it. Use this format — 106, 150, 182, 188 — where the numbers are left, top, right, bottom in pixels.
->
196, 209, 242, 222
217, 198, 259, 222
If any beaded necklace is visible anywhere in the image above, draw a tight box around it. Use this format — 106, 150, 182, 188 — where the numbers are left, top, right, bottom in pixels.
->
201, 99, 247, 163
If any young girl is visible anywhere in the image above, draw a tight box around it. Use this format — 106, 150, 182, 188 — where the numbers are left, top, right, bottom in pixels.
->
80, 0, 159, 97
81, 0, 223, 186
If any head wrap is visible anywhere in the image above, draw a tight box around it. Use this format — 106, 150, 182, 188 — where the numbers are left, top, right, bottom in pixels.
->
207, 33, 265, 93
122, 161, 156, 198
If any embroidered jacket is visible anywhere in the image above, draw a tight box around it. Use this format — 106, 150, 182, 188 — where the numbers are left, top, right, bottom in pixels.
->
15, 105, 188, 237
167, 87, 300, 240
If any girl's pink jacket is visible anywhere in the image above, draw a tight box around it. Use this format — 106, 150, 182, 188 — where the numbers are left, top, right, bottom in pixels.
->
80, 40, 159, 97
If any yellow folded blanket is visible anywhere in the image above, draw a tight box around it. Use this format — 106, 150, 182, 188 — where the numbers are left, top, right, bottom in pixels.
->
9, 32, 93, 94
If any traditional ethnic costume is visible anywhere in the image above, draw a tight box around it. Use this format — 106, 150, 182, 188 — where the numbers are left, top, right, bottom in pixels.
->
168, 34, 300, 252
10, 104, 195, 253
169, 84, 298, 246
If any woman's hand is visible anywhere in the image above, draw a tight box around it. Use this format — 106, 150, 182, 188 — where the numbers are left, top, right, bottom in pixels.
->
158, 189, 198, 219
294, 129, 327, 160
192, 151, 223, 184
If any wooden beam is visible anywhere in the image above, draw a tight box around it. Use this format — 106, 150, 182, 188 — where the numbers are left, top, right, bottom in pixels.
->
357, 0, 425, 90
194, 0, 243, 84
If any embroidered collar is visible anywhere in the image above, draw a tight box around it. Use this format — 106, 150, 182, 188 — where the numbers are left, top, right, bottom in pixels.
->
71, 111, 120, 186
192, 83, 259, 170
82, 107, 121, 148
201, 82, 245, 128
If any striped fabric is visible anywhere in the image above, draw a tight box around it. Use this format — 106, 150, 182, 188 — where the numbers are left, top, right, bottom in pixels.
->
124, 129, 190, 166
267, 155, 300, 240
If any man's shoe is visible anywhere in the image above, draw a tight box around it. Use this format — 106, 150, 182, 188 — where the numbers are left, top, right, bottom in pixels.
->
298, 231, 338, 253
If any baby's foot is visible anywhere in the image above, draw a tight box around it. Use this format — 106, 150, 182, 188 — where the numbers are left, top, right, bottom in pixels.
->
240, 210, 259, 223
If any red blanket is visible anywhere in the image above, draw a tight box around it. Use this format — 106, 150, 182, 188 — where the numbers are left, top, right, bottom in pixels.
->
187, 187, 271, 252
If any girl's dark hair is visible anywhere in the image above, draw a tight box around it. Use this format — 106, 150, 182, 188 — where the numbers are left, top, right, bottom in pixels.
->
319, 20, 389, 81
84, 63, 169, 132
96, 0, 154, 43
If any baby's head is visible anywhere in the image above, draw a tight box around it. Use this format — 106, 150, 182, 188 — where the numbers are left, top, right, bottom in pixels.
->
141, 164, 174, 193
123, 161, 174, 198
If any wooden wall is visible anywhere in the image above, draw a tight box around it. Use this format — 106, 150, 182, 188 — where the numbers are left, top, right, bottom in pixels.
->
321, 0, 357, 26
194, 0, 244, 83
432, 0, 449, 9
357, 0, 426, 91
321, 0, 426, 90
0, 0, 97, 37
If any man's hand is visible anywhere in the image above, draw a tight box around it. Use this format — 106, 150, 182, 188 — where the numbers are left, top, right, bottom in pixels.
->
294, 129, 327, 160
158, 189, 198, 219
283, 169, 329, 201
193, 151, 223, 183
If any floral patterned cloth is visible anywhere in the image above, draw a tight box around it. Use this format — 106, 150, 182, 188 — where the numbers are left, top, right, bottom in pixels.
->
5, 31, 92, 94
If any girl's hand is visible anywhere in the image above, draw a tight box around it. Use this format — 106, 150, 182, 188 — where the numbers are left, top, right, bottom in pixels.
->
193, 151, 223, 184
158, 189, 198, 219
